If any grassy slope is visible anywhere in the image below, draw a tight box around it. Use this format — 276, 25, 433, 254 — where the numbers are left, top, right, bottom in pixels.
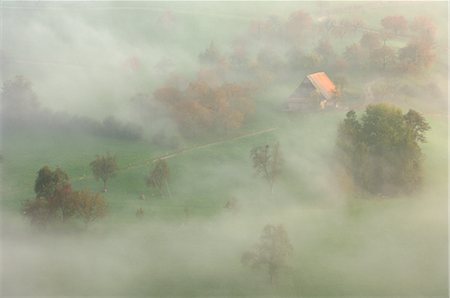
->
1, 1, 448, 296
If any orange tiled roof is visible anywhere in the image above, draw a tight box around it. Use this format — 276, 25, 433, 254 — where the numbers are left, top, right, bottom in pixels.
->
306, 72, 336, 100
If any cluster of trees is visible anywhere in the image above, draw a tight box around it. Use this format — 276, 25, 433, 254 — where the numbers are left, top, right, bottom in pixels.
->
23, 166, 107, 228
2, 76, 143, 140
343, 31, 436, 73
194, 11, 439, 89
23, 154, 119, 228
336, 103, 430, 195
154, 79, 255, 136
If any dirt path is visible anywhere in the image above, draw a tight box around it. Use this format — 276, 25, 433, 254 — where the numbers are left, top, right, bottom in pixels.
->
74, 127, 278, 181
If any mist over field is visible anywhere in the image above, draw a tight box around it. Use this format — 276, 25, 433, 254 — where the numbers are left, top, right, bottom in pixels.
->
1, 1, 448, 297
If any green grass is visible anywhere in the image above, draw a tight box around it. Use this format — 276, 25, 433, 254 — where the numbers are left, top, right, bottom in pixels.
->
1, 2, 448, 296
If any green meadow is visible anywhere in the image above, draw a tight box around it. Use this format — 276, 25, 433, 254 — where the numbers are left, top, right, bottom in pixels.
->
1, 1, 448, 297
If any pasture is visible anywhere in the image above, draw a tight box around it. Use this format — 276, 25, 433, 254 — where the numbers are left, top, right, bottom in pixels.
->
1, 1, 448, 297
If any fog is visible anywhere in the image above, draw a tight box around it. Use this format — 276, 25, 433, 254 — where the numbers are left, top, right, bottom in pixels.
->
1, 1, 448, 297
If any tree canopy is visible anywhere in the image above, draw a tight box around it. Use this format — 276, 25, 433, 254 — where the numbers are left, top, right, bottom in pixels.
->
154, 79, 254, 136
90, 154, 118, 192
336, 104, 430, 195
250, 142, 282, 193
242, 224, 293, 284
24, 166, 108, 227
146, 159, 171, 197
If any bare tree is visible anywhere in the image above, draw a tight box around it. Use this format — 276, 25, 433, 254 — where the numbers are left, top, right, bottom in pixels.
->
242, 224, 293, 284
147, 159, 171, 197
250, 142, 282, 193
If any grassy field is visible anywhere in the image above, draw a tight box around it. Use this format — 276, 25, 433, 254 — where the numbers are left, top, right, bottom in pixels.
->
1, 109, 447, 296
1, 1, 448, 297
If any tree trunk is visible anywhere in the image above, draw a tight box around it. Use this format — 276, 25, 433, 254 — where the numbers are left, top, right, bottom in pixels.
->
268, 265, 276, 285
103, 179, 107, 192
165, 180, 172, 199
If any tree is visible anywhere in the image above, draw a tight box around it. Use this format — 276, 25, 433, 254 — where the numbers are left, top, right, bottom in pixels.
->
369, 45, 396, 71
72, 190, 107, 226
286, 47, 305, 71
23, 166, 109, 228
33, 166, 73, 221
336, 104, 430, 195
285, 10, 313, 42
410, 16, 437, 39
90, 154, 118, 192
154, 79, 254, 137
199, 41, 221, 64
250, 142, 282, 193
257, 47, 283, 72
381, 15, 408, 35
403, 109, 431, 143
398, 39, 435, 73
147, 159, 171, 197
34, 166, 70, 200
319, 17, 337, 36
332, 19, 352, 39
360, 32, 382, 50
241, 224, 293, 284
348, 17, 366, 33
302, 52, 324, 69
22, 197, 52, 228
333, 75, 347, 99
23, 166, 74, 226
2, 75, 39, 120
136, 208, 144, 218
344, 43, 365, 68
315, 39, 336, 64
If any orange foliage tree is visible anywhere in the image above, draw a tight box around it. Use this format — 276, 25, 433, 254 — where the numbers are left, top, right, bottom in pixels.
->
154, 79, 254, 136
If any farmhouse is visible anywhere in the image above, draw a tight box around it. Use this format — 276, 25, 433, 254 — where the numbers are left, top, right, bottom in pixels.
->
284, 72, 338, 111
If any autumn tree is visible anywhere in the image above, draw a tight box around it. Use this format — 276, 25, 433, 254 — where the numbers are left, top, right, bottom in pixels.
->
199, 41, 222, 64
250, 142, 282, 193
318, 17, 337, 36
381, 15, 408, 35
286, 46, 309, 71
398, 39, 435, 73
302, 53, 324, 70
257, 47, 283, 72
315, 39, 336, 64
336, 104, 430, 195
333, 75, 347, 98
332, 19, 353, 39
248, 16, 283, 41
22, 198, 52, 228
154, 79, 254, 137
369, 45, 396, 71
23, 166, 74, 226
2, 75, 40, 121
147, 159, 170, 197
90, 154, 118, 192
285, 10, 313, 42
348, 17, 366, 33
410, 16, 437, 39
241, 224, 293, 284
34, 166, 73, 221
229, 44, 249, 69
344, 43, 365, 68
72, 190, 107, 226
360, 32, 382, 50
23, 167, 109, 228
